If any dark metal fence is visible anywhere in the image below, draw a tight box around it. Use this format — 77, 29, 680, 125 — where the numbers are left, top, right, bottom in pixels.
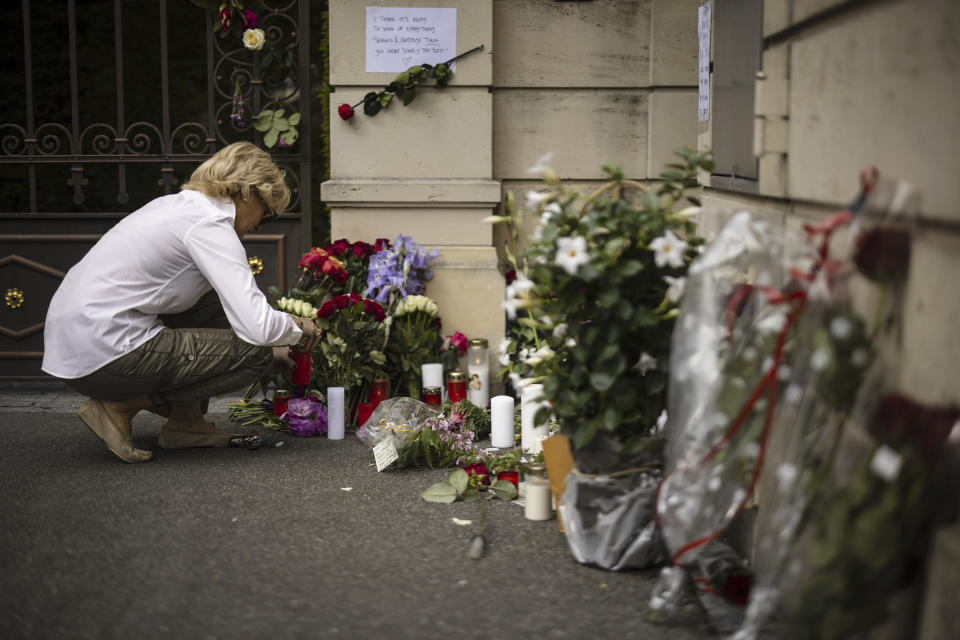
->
0, 0, 312, 378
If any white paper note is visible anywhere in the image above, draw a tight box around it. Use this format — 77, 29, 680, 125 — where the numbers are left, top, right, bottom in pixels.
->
697, 1, 712, 122
373, 439, 399, 471
366, 7, 457, 73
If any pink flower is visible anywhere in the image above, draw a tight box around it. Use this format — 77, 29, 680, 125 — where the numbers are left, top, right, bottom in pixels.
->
448, 331, 468, 354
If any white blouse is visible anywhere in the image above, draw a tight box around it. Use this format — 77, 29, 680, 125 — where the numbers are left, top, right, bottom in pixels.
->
42, 189, 302, 379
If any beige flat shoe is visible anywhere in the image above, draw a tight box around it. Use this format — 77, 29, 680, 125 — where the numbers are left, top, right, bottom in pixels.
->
78, 399, 153, 463
158, 422, 241, 449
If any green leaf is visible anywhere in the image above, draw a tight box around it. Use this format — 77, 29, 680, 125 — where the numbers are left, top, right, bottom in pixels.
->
253, 113, 274, 132
263, 129, 279, 148
273, 117, 289, 131
288, 112, 301, 126
399, 88, 416, 106
420, 481, 458, 503
489, 479, 518, 501
589, 371, 616, 392
281, 128, 299, 144
449, 468, 469, 493
379, 93, 394, 108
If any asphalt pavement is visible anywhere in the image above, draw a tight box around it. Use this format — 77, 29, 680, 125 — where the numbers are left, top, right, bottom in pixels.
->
0, 382, 713, 640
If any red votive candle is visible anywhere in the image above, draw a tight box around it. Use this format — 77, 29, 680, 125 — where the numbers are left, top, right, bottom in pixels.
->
369, 372, 389, 406
272, 389, 290, 417
447, 370, 467, 403
497, 470, 519, 499
357, 402, 375, 428
423, 386, 442, 406
290, 348, 312, 387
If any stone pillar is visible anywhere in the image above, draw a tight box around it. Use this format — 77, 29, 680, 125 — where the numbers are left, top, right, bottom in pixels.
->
321, 0, 504, 378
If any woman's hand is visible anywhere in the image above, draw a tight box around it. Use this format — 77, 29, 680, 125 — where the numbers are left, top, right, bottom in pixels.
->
292, 315, 322, 352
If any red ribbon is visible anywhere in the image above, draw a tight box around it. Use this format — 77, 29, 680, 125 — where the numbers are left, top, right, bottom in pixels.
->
657, 201, 853, 570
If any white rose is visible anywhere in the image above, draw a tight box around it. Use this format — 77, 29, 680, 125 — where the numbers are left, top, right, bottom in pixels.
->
243, 28, 266, 51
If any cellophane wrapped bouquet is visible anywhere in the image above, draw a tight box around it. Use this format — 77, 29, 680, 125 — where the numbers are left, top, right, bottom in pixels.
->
651, 170, 959, 639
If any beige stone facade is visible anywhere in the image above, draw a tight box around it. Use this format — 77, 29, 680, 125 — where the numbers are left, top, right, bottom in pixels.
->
322, 0, 701, 393
324, 0, 958, 634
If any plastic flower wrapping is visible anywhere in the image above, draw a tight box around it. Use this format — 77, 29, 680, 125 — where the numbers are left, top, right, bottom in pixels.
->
649, 171, 959, 639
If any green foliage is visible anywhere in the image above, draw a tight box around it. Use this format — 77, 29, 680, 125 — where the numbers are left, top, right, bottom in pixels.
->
253, 107, 301, 148
495, 148, 711, 456
421, 468, 518, 504
383, 310, 441, 400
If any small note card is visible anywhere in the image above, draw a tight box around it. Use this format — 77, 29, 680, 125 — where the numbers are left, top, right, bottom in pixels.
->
373, 439, 399, 471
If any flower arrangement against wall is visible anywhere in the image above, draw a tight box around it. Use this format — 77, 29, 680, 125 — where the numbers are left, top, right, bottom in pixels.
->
492, 148, 712, 467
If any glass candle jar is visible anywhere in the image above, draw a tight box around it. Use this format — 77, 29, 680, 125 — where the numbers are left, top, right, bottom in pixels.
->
272, 389, 290, 417
369, 372, 389, 407
467, 338, 489, 408
290, 347, 312, 387
422, 386, 442, 406
447, 370, 467, 403
524, 463, 552, 521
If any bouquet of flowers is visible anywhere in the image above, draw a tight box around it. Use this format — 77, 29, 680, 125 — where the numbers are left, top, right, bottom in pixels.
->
382, 294, 442, 399
365, 234, 439, 310
320, 237, 391, 296
492, 149, 710, 470
728, 172, 958, 640
285, 395, 328, 437
313, 292, 388, 421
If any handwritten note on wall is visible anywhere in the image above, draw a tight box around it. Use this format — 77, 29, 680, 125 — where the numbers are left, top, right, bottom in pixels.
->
366, 7, 457, 73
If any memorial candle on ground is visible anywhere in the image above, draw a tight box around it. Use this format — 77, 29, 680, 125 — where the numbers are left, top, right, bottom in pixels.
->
421, 363, 444, 401
467, 338, 489, 408
521, 383, 548, 453
327, 387, 345, 440
490, 395, 515, 448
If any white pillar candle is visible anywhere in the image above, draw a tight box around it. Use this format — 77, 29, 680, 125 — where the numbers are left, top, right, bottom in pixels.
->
327, 386, 345, 440
490, 395, 515, 448
520, 383, 548, 453
421, 363, 444, 400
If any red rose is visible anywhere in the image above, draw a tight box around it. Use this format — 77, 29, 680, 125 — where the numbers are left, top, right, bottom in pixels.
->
374, 238, 391, 251
331, 295, 350, 310
505, 269, 517, 284
352, 241, 372, 259
867, 393, 959, 467
462, 463, 490, 485
721, 573, 753, 606
347, 292, 364, 307
363, 299, 386, 321
854, 227, 911, 284
238, 8, 257, 28
337, 103, 354, 120
326, 238, 350, 256
317, 300, 336, 319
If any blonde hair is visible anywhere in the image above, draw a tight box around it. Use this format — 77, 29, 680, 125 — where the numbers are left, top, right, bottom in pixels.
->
182, 141, 290, 215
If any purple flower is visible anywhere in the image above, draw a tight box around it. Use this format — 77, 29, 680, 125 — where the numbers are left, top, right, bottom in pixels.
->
286, 397, 328, 437
364, 234, 439, 304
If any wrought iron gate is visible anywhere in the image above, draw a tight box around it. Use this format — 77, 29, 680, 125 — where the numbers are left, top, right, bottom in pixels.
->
0, 0, 312, 379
